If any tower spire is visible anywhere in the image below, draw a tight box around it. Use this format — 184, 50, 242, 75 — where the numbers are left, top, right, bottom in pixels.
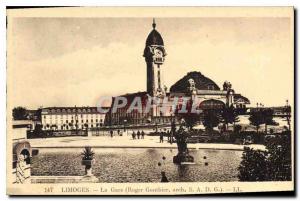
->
152, 18, 156, 29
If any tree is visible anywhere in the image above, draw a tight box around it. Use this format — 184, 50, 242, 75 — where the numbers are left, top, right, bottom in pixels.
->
234, 124, 242, 134
180, 112, 200, 131
35, 108, 42, 121
262, 108, 275, 134
202, 110, 220, 131
34, 124, 43, 132
28, 123, 44, 138
175, 99, 200, 131
220, 105, 239, 130
238, 132, 291, 181
228, 124, 243, 144
249, 110, 264, 134
265, 133, 292, 181
12, 106, 28, 120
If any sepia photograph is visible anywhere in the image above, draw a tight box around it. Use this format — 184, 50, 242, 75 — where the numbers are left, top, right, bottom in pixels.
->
6, 7, 294, 195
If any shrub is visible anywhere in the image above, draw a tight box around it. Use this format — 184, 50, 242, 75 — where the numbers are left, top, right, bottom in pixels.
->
81, 146, 95, 160
238, 133, 292, 181
238, 147, 269, 181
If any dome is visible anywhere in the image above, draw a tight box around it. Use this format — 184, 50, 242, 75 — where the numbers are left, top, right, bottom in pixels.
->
145, 29, 164, 46
145, 19, 164, 46
170, 71, 220, 93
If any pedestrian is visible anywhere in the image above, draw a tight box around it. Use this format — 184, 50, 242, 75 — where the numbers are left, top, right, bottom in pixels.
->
159, 132, 164, 143
167, 130, 170, 142
141, 130, 145, 139
137, 130, 140, 139
170, 132, 173, 145
110, 130, 113, 138
132, 131, 136, 140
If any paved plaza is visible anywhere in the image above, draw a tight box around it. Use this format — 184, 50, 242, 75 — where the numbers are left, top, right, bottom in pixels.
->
28, 135, 265, 151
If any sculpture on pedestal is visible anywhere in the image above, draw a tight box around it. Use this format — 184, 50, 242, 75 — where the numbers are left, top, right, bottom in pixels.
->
172, 78, 196, 164
173, 125, 194, 164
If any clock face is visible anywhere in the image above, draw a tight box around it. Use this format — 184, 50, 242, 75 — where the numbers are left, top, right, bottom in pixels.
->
153, 48, 164, 64
154, 49, 163, 57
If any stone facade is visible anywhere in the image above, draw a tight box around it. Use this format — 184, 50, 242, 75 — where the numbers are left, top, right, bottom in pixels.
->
107, 20, 250, 126
41, 107, 108, 130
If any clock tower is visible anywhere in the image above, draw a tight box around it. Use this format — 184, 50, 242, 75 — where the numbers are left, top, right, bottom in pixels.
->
143, 19, 167, 97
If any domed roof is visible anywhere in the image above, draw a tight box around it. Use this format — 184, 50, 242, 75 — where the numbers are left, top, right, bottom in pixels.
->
145, 19, 164, 46
170, 71, 220, 93
146, 29, 164, 46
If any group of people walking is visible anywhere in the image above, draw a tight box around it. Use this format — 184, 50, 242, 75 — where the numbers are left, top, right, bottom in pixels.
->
159, 130, 174, 144
132, 130, 145, 140
109, 129, 123, 138
108, 128, 176, 144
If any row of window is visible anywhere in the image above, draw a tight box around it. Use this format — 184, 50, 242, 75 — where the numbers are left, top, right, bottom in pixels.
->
111, 117, 171, 125
43, 119, 104, 123
43, 123, 104, 130
43, 108, 101, 113
111, 112, 145, 118
43, 114, 104, 119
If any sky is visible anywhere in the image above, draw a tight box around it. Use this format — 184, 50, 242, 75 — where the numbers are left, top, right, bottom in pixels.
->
8, 17, 293, 109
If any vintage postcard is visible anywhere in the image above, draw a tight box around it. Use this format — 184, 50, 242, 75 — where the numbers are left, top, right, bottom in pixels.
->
6, 7, 294, 195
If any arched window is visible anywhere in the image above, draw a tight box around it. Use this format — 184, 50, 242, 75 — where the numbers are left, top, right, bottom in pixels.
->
199, 99, 225, 110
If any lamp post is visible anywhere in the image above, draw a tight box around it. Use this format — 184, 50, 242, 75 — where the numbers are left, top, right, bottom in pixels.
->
123, 119, 127, 132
